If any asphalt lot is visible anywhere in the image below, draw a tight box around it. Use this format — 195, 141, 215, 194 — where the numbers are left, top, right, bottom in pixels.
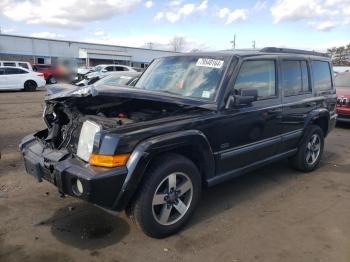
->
0, 89, 350, 262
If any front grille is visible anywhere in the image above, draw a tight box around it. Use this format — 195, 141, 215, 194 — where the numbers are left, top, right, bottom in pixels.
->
337, 97, 350, 107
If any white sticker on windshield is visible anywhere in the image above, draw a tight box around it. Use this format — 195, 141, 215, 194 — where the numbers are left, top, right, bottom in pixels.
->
120, 76, 132, 79
196, 58, 224, 69
202, 91, 211, 98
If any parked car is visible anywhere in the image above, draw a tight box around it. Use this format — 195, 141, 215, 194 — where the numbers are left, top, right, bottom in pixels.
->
20, 48, 337, 238
335, 72, 350, 123
76, 71, 141, 87
0, 61, 33, 71
84, 64, 136, 81
0, 66, 45, 91
32, 64, 67, 84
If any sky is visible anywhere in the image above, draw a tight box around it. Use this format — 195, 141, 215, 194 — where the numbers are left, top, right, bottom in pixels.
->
0, 0, 349, 52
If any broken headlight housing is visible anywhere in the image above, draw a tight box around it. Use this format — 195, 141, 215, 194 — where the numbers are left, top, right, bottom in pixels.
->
77, 120, 101, 162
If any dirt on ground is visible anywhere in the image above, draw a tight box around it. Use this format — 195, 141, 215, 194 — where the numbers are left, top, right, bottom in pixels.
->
0, 89, 350, 262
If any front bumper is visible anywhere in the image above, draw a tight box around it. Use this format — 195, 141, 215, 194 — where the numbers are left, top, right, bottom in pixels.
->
336, 107, 350, 123
337, 115, 350, 123
20, 133, 128, 210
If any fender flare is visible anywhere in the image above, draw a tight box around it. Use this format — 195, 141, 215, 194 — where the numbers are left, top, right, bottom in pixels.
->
304, 108, 330, 135
112, 129, 214, 210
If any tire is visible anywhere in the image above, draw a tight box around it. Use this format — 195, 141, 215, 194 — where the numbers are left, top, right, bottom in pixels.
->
128, 153, 202, 238
23, 80, 37, 92
289, 125, 324, 172
48, 76, 57, 84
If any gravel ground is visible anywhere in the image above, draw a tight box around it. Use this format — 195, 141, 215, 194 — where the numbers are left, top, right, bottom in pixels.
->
0, 89, 350, 262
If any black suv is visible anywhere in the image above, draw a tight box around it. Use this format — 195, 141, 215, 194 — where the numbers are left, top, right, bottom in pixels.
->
20, 48, 337, 238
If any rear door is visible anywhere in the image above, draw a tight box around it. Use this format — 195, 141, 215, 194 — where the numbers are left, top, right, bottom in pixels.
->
5, 68, 27, 89
280, 57, 315, 152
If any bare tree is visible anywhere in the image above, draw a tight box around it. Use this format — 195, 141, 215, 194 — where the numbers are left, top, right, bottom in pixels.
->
169, 36, 186, 52
327, 44, 350, 66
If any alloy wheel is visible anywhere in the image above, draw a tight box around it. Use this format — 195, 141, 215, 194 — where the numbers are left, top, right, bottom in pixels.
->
305, 133, 321, 165
152, 172, 193, 226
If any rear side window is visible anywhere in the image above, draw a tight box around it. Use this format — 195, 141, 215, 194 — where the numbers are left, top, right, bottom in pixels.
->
116, 66, 128, 71
3, 62, 16, 66
234, 60, 276, 99
312, 61, 332, 91
33, 65, 51, 70
282, 60, 310, 96
19, 63, 29, 69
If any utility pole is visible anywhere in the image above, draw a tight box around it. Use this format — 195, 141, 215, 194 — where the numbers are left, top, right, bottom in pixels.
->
147, 42, 154, 49
252, 40, 256, 49
230, 34, 236, 49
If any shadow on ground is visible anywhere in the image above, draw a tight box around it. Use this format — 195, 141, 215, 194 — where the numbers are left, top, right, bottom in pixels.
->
36, 202, 130, 250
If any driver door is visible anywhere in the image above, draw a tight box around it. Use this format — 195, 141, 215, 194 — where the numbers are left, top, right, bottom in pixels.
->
216, 58, 283, 175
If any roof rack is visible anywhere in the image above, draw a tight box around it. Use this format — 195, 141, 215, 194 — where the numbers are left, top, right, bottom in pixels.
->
260, 47, 329, 57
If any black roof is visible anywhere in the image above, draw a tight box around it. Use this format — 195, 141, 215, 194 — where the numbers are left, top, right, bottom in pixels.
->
172, 47, 330, 59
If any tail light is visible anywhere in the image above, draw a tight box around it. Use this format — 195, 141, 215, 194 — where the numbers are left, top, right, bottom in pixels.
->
37, 73, 44, 77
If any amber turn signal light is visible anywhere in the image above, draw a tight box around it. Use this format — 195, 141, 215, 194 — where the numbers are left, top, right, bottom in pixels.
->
89, 154, 130, 168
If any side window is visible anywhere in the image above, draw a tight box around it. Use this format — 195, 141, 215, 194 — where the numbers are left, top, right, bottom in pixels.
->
105, 66, 114, 72
234, 60, 276, 99
0, 68, 5, 75
312, 61, 332, 91
282, 60, 311, 96
282, 60, 302, 96
115, 66, 127, 71
3, 62, 16, 67
16, 68, 27, 74
5, 68, 26, 74
19, 63, 29, 69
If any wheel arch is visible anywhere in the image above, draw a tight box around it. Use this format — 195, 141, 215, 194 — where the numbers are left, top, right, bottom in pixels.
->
112, 130, 215, 210
23, 79, 38, 89
305, 108, 330, 137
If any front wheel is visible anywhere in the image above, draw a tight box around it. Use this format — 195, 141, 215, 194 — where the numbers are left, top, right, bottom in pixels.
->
128, 153, 202, 238
290, 125, 324, 172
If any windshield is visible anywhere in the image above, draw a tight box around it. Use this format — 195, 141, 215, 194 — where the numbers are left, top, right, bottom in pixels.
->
134, 56, 229, 101
93, 65, 103, 72
335, 74, 350, 87
94, 74, 134, 87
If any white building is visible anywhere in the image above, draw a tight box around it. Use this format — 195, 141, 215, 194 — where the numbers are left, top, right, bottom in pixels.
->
0, 34, 177, 69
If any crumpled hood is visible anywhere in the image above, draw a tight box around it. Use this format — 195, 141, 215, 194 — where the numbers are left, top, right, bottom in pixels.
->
45, 84, 217, 110
46, 84, 98, 100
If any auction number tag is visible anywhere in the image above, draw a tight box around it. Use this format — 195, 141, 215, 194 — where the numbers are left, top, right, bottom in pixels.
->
196, 58, 224, 69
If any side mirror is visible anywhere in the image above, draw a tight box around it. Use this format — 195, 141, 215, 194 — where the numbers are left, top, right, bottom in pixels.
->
226, 89, 258, 109
101, 69, 107, 73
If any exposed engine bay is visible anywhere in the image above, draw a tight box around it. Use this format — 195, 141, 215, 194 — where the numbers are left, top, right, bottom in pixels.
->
41, 96, 198, 153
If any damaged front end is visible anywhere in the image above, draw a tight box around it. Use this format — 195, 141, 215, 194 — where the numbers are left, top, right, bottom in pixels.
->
20, 85, 209, 210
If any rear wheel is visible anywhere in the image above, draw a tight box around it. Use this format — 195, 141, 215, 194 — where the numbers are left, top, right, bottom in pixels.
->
290, 125, 324, 172
48, 76, 57, 84
24, 80, 37, 91
128, 153, 202, 238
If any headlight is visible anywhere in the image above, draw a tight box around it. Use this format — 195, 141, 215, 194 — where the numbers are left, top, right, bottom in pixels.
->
77, 120, 101, 162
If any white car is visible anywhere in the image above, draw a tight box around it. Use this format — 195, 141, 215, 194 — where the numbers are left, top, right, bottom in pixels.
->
0, 61, 33, 71
0, 66, 46, 91
85, 64, 136, 80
